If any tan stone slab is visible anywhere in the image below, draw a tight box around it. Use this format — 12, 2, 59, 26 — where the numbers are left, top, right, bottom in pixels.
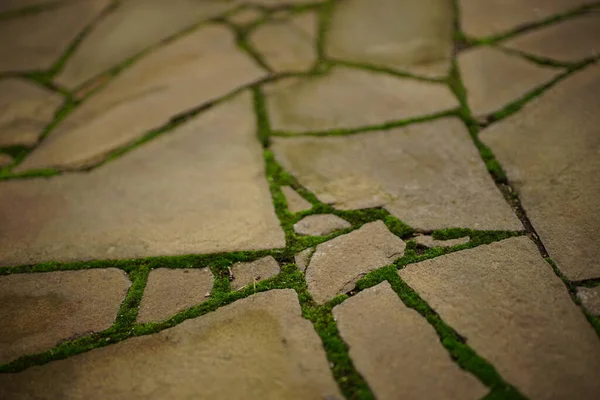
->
17, 25, 266, 172
333, 282, 488, 400
55, 0, 240, 88
0, 153, 13, 167
415, 235, 470, 248
0, 0, 108, 73
0, 93, 285, 266
459, 0, 598, 38
272, 118, 521, 231
577, 286, 600, 316
0, 289, 342, 400
230, 256, 280, 291
326, 0, 453, 78
306, 221, 405, 304
458, 46, 562, 116
253, 0, 324, 5
250, 12, 317, 73
137, 268, 214, 323
294, 214, 350, 236
295, 247, 314, 273
0, 269, 130, 364
0, 0, 54, 12
264, 66, 458, 133
399, 237, 600, 400
480, 65, 600, 280
282, 186, 312, 213
501, 13, 600, 63
228, 7, 263, 25
0, 78, 63, 147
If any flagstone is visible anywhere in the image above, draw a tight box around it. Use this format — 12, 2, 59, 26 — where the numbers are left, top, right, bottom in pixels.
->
281, 186, 312, 213
414, 235, 470, 248
577, 286, 600, 316
293, 214, 350, 236
230, 256, 281, 291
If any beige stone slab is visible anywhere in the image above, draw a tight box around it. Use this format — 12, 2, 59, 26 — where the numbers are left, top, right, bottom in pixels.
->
480, 65, 600, 280
0, 93, 285, 266
459, 0, 598, 38
281, 186, 312, 213
333, 282, 488, 400
0, 290, 342, 400
458, 46, 562, 116
17, 25, 266, 172
272, 118, 521, 231
0, 0, 109, 73
0, 153, 13, 167
577, 286, 600, 316
230, 256, 280, 291
252, 0, 324, 5
293, 214, 350, 236
0, 269, 130, 364
414, 235, 470, 248
228, 7, 263, 25
399, 237, 600, 400
137, 268, 214, 323
306, 221, 405, 304
55, 0, 240, 88
264, 66, 458, 133
326, 0, 453, 78
295, 247, 314, 273
0, 78, 63, 147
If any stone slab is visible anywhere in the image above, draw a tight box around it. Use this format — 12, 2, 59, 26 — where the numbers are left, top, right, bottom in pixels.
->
293, 214, 350, 236
281, 186, 312, 213
415, 235, 470, 248
295, 247, 314, 273
399, 237, 600, 400
228, 7, 263, 25
0, 153, 13, 168
230, 256, 280, 291
577, 286, 600, 316
0, 0, 55, 12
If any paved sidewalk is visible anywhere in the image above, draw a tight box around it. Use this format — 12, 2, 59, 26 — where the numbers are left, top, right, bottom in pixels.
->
1, 0, 599, 399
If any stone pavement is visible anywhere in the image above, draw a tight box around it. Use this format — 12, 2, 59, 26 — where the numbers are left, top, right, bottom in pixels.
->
0, 0, 599, 399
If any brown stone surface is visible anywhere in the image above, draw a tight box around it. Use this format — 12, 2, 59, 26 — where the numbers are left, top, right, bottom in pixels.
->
333, 282, 488, 400
228, 7, 263, 25
326, 0, 453, 78
0, 0, 108, 72
0, 78, 63, 147
293, 214, 351, 236
399, 237, 600, 400
253, 0, 323, 5
264, 66, 458, 133
415, 235, 470, 248
0, 290, 342, 400
272, 118, 521, 230
480, 65, 600, 280
0, 153, 13, 168
458, 46, 562, 116
137, 268, 214, 323
0, 93, 285, 266
0, 0, 54, 12
230, 256, 280, 291
0, 269, 130, 364
306, 221, 405, 304
282, 186, 312, 213
295, 247, 314, 273
577, 286, 600, 316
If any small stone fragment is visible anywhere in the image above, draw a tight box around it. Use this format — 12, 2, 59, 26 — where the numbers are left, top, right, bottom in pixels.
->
281, 186, 312, 213
228, 7, 264, 25
230, 256, 280, 291
295, 247, 314, 273
0, 153, 13, 168
137, 268, 214, 323
293, 214, 351, 236
414, 235, 470, 248
333, 282, 488, 400
577, 286, 600, 316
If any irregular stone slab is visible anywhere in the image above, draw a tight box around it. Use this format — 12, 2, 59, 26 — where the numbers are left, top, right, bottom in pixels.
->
333, 282, 488, 400
399, 237, 600, 400
17, 25, 265, 171
0, 290, 342, 400
0, 0, 55, 12
0, 0, 108, 73
250, 12, 317, 72
264, 66, 458, 133
0, 93, 285, 266
306, 221, 405, 304
480, 65, 600, 280
326, 0, 453, 78
0, 269, 130, 364
458, 46, 562, 116
230, 256, 280, 291
228, 7, 263, 25
272, 118, 521, 231
415, 235, 470, 248
253, 0, 324, 5
282, 186, 312, 213
501, 13, 600, 63
0, 78, 63, 147
459, 0, 598, 38
295, 247, 314, 273
294, 214, 351, 236
577, 286, 600, 316
137, 268, 214, 323
55, 0, 239, 88
0, 153, 13, 168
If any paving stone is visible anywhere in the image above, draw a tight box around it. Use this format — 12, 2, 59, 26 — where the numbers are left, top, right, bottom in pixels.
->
230, 256, 280, 291
137, 268, 214, 323
272, 118, 521, 231
459, 0, 598, 38
399, 237, 600, 400
415, 235, 470, 248
252, 0, 324, 5
501, 13, 600, 63
0, 0, 54, 12
228, 7, 263, 25
0, 78, 63, 147
17, 25, 265, 172
265, 66, 458, 133
282, 186, 312, 213
306, 221, 405, 304
326, 0, 453, 78
480, 65, 600, 280
333, 282, 488, 400
0, 289, 342, 400
0, 153, 13, 167
0, 93, 285, 266
0, 269, 130, 364
577, 286, 600, 316
294, 214, 351, 236
295, 247, 314, 273
0, 0, 108, 73
250, 12, 317, 73
55, 0, 239, 88
458, 46, 562, 116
